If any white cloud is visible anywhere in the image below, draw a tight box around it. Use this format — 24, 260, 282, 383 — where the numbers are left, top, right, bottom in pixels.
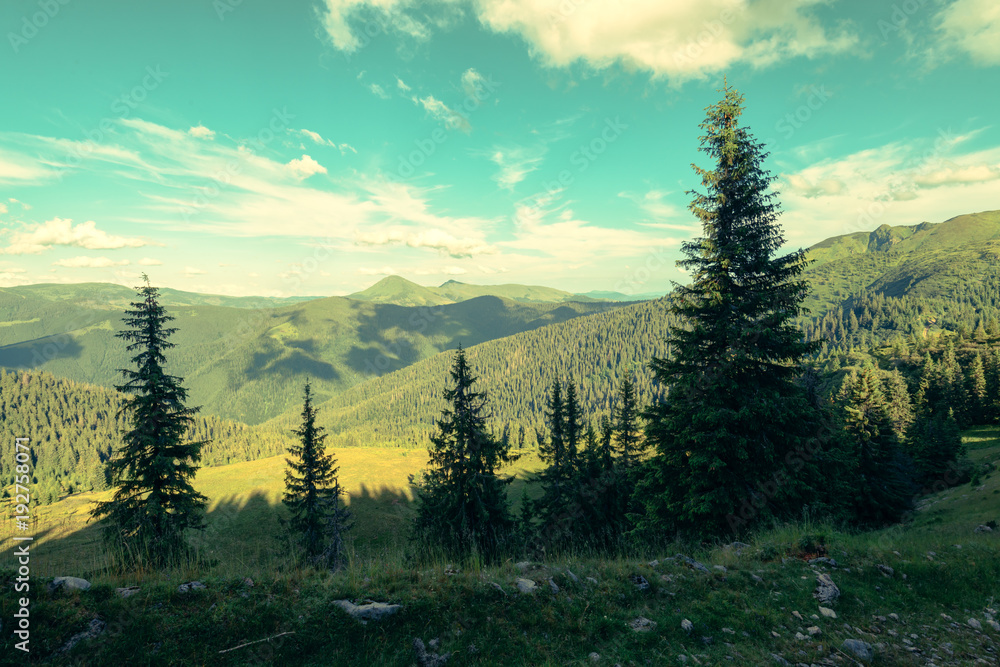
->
285, 154, 328, 179
296, 128, 357, 155
935, 0, 1000, 65
396, 76, 411, 92
489, 146, 545, 190
0, 150, 55, 184
138, 257, 163, 266
356, 228, 495, 258
619, 189, 688, 226
53, 256, 130, 268
2, 218, 149, 255
0, 271, 32, 287
189, 125, 216, 139
460, 68, 486, 98
0, 203, 6, 214
319, 0, 858, 82
184, 266, 206, 275
369, 83, 390, 99
417, 95, 469, 131
358, 266, 398, 275
776, 138, 1000, 246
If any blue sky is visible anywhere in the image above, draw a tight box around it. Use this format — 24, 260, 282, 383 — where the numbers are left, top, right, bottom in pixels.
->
1, 0, 998, 297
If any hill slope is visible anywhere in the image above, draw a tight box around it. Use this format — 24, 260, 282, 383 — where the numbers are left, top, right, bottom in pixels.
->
347, 275, 605, 306
0, 289, 619, 424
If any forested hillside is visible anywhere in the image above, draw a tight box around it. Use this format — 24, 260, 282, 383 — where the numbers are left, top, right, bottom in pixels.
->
0, 369, 290, 503
0, 290, 617, 424
346, 275, 610, 306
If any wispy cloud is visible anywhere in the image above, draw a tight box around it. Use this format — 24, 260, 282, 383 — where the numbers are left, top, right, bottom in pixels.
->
53, 256, 130, 268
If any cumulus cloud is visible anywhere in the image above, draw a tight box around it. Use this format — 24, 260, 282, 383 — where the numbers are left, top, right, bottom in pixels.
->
285, 154, 328, 178
138, 257, 163, 266
912, 163, 1000, 188
319, 0, 858, 82
53, 256, 130, 268
189, 125, 216, 139
783, 174, 847, 198
2, 218, 149, 255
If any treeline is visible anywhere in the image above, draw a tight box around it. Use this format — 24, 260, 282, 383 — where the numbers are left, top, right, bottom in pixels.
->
0, 369, 290, 505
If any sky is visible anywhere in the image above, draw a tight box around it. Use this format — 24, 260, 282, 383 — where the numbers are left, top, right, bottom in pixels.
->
0, 0, 998, 297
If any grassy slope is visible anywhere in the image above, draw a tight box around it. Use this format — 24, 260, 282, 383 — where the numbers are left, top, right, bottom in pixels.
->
2, 429, 998, 665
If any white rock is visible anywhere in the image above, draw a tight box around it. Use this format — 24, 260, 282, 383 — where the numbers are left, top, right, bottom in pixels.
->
681, 618, 693, 633
515, 578, 537, 594
332, 599, 402, 623
50, 577, 91, 592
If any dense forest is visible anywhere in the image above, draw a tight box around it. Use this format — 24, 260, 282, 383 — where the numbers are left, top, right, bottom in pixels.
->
0, 369, 290, 504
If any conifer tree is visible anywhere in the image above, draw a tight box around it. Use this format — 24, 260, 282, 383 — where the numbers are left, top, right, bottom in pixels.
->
967, 352, 988, 424
883, 368, 915, 443
838, 368, 915, 525
410, 347, 516, 561
284, 380, 351, 569
613, 374, 642, 468
634, 84, 821, 539
91, 275, 207, 565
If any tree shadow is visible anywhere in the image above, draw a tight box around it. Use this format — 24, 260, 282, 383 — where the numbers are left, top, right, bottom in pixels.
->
0, 334, 85, 367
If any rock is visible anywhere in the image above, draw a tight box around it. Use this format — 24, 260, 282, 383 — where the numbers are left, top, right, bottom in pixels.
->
242, 577, 254, 588
713, 565, 727, 573
630, 574, 650, 591
751, 574, 764, 583
676, 554, 711, 574
888, 613, 899, 622
515, 578, 537, 594
681, 618, 694, 633
588, 652, 601, 662
49, 577, 91, 593
794, 632, 807, 641
586, 576, 599, 585
648, 560, 659, 568
807, 626, 821, 636
876, 564, 894, 578
488, 582, 507, 595
548, 578, 559, 594
807, 557, 838, 567
771, 654, 791, 666
413, 637, 450, 667
333, 599, 402, 623
987, 619, 1000, 632
842, 639, 873, 662
813, 573, 840, 605
514, 561, 533, 572
792, 611, 804, 621
629, 616, 656, 632
178, 581, 206, 593
565, 569, 579, 583
58, 619, 105, 654
969, 618, 983, 630
116, 586, 140, 598
974, 524, 993, 533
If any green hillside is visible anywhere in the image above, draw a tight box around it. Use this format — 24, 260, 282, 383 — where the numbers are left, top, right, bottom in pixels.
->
347, 275, 605, 306
266, 298, 677, 446
3, 282, 321, 310
0, 290, 618, 424
0, 368, 289, 502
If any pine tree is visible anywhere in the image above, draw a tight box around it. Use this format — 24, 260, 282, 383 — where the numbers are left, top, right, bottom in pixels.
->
967, 352, 988, 424
613, 374, 642, 468
90, 275, 207, 566
410, 347, 517, 561
883, 368, 915, 443
634, 84, 821, 539
838, 368, 915, 525
284, 381, 351, 569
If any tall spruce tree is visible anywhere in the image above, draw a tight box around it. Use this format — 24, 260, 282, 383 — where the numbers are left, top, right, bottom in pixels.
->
284, 380, 351, 569
838, 368, 916, 525
90, 275, 207, 565
410, 347, 516, 561
633, 84, 821, 539
613, 374, 642, 468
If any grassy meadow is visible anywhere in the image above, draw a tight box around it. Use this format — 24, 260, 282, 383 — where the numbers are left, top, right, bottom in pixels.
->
1, 430, 999, 664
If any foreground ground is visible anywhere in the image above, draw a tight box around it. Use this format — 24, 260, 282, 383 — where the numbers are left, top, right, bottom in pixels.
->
1, 429, 999, 665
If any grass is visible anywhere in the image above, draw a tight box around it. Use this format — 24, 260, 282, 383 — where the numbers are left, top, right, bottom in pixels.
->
2, 432, 999, 665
